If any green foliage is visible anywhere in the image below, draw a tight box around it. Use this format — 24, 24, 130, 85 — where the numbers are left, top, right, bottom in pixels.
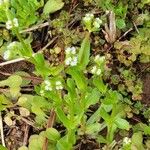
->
43, 0, 64, 15
0, 0, 149, 149
11, 0, 43, 28
78, 32, 91, 70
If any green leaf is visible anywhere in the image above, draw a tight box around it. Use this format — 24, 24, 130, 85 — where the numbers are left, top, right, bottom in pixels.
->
131, 132, 145, 150
66, 67, 87, 91
56, 136, 72, 150
103, 90, 119, 105
18, 146, 28, 150
0, 75, 22, 98
45, 128, 60, 141
84, 88, 100, 109
0, 145, 7, 150
93, 77, 107, 94
116, 18, 126, 29
85, 123, 101, 135
115, 118, 130, 130
56, 107, 74, 129
43, 0, 64, 15
78, 33, 90, 70
99, 107, 110, 123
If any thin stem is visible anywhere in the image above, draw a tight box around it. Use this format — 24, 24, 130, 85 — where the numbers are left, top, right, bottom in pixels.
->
0, 112, 5, 147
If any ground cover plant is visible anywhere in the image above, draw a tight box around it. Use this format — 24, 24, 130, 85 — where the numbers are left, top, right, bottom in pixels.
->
0, 0, 150, 150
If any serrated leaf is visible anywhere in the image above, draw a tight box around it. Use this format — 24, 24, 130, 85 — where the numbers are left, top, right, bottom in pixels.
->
43, 0, 64, 15
78, 33, 90, 70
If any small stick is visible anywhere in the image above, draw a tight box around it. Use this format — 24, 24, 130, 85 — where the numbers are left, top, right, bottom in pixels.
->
0, 58, 25, 67
133, 22, 139, 34
0, 112, 5, 147
19, 22, 49, 33
117, 28, 133, 41
42, 109, 56, 150
23, 124, 30, 146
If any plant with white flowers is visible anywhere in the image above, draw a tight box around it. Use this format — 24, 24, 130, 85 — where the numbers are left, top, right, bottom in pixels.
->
44, 80, 52, 91
6, 18, 19, 30
83, 13, 102, 32
91, 55, 105, 76
3, 41, 19, 60
65, 47, 78, 66
55, 81, 63, 90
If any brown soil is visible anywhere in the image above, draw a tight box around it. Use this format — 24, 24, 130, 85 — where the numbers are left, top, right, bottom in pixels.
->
142, 73, 150, 107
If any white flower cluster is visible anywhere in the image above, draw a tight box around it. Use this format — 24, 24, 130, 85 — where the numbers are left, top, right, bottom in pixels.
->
65, 47, 78, 66
83, 13, 102, 32
3, 50, 11, 60
55, 81, 63, 90
44, 80, 52, 91
123, 137, 131, 145
40, 80, 63, 96
3, 42, 17, 60
93, 18, 102, 29
6, 18, 18, 30
91, 66, 101, 75
91, 55, 105, 75
94, 55, 105, 63
83, 13, 94, 22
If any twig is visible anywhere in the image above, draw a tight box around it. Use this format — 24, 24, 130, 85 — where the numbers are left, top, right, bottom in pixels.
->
117, 28, 133, 41
19, 22, 49, 33
42, 109, 56, 150
133, 22, 139, 34
0, 58, 25, 67
0, 36, 58, 67
0, 112, 5, 147
23, 124, 30, 146
0, 71, 43, 82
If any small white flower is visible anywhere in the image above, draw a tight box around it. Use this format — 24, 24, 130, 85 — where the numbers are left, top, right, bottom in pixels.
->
40, 90, 44, 96
3, 50, 11, 60
86, 13, 94, 18
65, 47, 76, 55
95, 18, 102, 24
65, 57, 72, 65
94, 55, 105, 62
70, 56, 78, 66
83, 13, 94, 22
7, 42, 17, 49
56, 81, 61, 86
95, 55, 100, 61
65, 47, 71, 54
45, 85, 52, 91
91, 66, 97, 74
71, 47, 76, 54
93, 21, 100, 28
123, 137, 131, 145
13, 18, 18, 27
44, 80, 51, 86
55, 81, 63, 90
6, 20, 12, 29
96, 69, 101, 75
